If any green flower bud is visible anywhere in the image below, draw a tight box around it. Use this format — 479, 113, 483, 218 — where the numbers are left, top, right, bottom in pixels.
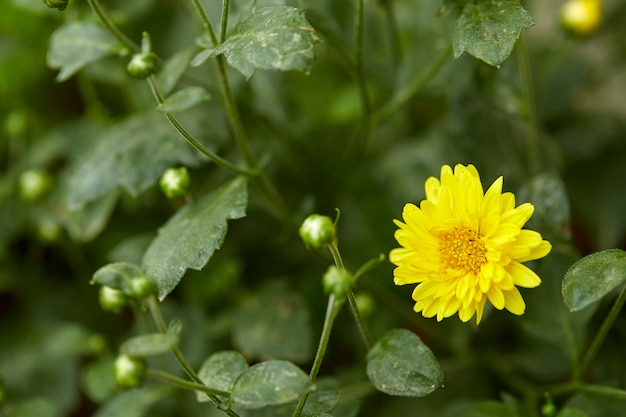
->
541, 394, 557, 417
37, 218, 62, 243
323, 266, 353, 298
159, 167, 190, 199
114, 354, 147, 389
126, 275, 157, 300
127, 52, 157, 79
99, 286, 127, 314
354, 292, 375, 317
560, 0, 602, 38
43, 0, 69, 11
299, 214, 336, 249
18, 169, 53, 202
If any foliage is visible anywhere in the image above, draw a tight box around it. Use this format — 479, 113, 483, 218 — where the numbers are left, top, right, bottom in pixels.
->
1, 0, 626, 417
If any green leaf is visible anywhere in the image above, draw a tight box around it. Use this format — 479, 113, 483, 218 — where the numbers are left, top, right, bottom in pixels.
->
92, 386, 171, 417
441, 400, 512, 417
562, 249, 626, 312
230, 360, 311, 409
65, 192, 119, 242
9, 398, 56, 417
119, 332, 179, 357
233, 280, 313, 363
366, 328, 443, 397
196, 351, 249, 402
47, 22, 127, 82
157, 86, 211, 113
557, 409, 589, 417
81, 357, 117, 404
142, 177, 248, 301
91, 262, 143, 290
157, 47, 196, 96
66, 112, 207, 210
301, 390, 339, 416
452, 0, 534, 67
213, 6, 319, 80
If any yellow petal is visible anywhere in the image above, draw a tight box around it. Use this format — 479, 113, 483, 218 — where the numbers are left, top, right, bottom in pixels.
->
507, 261, 541, 288
503, 287, 526, 315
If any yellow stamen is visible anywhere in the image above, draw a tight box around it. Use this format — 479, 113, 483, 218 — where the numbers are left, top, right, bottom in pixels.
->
439, 227, 487, 273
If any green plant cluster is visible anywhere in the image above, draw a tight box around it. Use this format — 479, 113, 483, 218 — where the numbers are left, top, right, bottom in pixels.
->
1, 0, 626, 416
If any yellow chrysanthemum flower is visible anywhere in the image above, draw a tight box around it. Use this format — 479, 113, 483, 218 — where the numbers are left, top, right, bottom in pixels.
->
390, 164, 551, 324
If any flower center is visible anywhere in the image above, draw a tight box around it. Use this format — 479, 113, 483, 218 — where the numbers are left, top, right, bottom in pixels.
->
438, 227, 487, 273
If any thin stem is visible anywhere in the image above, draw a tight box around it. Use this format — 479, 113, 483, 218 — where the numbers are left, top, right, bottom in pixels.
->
381, 0, 401, 68
147, 368, 230, 397
292, 294, 341, 417
189, 0, 219, 47
372, 44, 452, 127
87, 0, 139, 52
516, 32, 540, 176
146, 76, 250, 176
346, 289, 372, 349
328, 242, 345, 270
220, 0, 230, 44
575, 284, 626, 380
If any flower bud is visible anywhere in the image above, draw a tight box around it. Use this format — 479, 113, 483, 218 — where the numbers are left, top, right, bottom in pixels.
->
99, 286, 127, 314
354, 292, 375, 317
127, 52, 157, 79
114, 354, 147, 389
159, 167, 190, 199
299, 214, 336, 249
43, 0, 69, 11
126, 275, 157, 300
323, 266, 353, 298
560, 0, 602, 38
18, 169, 53, 202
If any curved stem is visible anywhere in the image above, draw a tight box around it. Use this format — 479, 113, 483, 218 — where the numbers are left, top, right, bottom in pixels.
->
189, 0, 219, 47
575, 284, 626, 380
516, 32, 540, 176
146, 76, 250, 176
147, 368, 230, 397
87, 0, 139, 52
371, 44, 452, 127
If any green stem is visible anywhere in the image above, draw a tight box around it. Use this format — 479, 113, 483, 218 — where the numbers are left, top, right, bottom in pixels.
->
87, 0, 139, 52
575, 284, 626, 380
220, 0, 230, 44
371, 44, 452, 127
292, 294, 342, 417
147, 368, 230, 397
146, 76, 250, 176
516, 32, 540, 176
381, 0, 401, 68
328, 242, 345, 270
189, 0, 219, 47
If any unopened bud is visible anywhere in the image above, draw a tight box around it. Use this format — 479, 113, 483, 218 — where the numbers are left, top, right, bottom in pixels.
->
560, 0, 602, 38
19, 169, 53, 202
99, 286, 127, 314
126, 275, 157, 300
159, 167, 190, 199
299, 214, 336, 249
43, 0, 69, 11
114, 354, 146, 389
323, 266, 353, 298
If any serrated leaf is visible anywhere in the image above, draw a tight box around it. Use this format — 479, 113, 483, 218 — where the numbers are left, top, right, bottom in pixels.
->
366, 328, 443, 397
157, 47, 196, 96
157, 86, 211, 113
196, 351, 249, 402
47, 22, 127, 82
92, 386, 171, 417
452, 0, 534, 67
213, 6, 318, 80
119, 333, 179, 357
230, 360, 311, 409
142, 177, 247, 301
91, 262, 143, 290
66, 112, 207, 210
562, 249, 626, 312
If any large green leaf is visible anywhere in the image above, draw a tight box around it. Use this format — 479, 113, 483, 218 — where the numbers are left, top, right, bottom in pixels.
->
452, 0, 534, 67
196, 351, 249, 402
66, 112, 208, 210
230, 360, 311, 409
47, 22, 128, 82
366, 328, 443, 397
212, 6, 319, 80
142, 177, 248, 301
562, 249, 626, 312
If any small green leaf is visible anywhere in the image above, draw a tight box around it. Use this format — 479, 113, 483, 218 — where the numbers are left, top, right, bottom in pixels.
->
366, 328, 443, 397
213, 6, 319, 80
157, 86, 211, 113
230, 360, 311, 409
190, 48, 214, 68
157, 47, 196, 96
66, 112, 208, 210
562, 249, 626, 312
196, 351, 248, 402
92, 386, 171, 417
142, 177, 248, 301
91, 262, 143, 290
452, 0, 534, 66
302, 390, 339, 416
119, 333, 179, 357
47, 22, 127, 82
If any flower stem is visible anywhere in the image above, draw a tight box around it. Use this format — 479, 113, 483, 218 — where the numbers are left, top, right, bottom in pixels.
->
292, 293, 342, 417
189, 0, 219, 47
220, 0, 230, 44
516, 32, 541, 176
575, 284, 626, 380
86, 0, 139, 52
147, 368, 229, 397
